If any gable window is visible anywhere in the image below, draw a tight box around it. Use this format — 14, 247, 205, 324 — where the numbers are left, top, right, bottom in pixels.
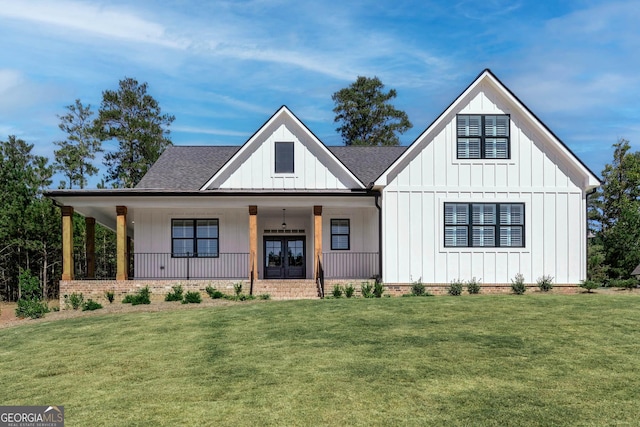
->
457, 115, 510, 159
444, 203, 523, 248
331, 219, 350, 250
275, 141, 294, 173
172, 219, 219, 257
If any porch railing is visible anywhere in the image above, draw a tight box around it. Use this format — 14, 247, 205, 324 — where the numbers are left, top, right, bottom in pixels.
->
133, 253, 250, 279
322, 252, 379, 279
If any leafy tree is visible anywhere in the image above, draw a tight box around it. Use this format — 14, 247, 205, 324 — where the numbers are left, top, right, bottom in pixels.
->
332, 76, 412, 146
53, 99, 102, 189
589, 139, 640, 279
0, 136, 60, 301
95, 77, 175, 188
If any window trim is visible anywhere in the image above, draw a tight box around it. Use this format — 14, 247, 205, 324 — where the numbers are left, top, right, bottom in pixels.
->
330, 219, 350, 251
443, 203, 524, 248
456, 114, 511, 160
171, 218, 219, 258
274, 141, 294, 174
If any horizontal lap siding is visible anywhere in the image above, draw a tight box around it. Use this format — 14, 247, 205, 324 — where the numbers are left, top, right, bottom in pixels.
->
383, 84, 586, 285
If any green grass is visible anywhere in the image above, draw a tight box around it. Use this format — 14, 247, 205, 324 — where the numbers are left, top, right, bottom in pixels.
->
1, 294, 640, 426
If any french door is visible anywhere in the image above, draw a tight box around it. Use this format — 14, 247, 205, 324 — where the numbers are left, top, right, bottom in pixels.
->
264, 237, 305, 279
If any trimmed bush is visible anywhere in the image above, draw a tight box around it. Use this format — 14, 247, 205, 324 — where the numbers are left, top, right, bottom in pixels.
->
448, 280, 463, 296
205, 286, 225, 299
537, 275, 554, 292
580, 279, 600, 293
411, 280, 426, 296
511, 273, 526, 295
332, 285, 343, 298
373, 281, 385, 298
165, 285, 184, 302
259, 294, 271, 300
344, 284, 355, 298
182, 291, 202, 304
82, 299, 103, 311
67, 292, 84, 310
361, 282, 374, 298
610, 278, 638, 290
122, 286, 151, 305
467, 278, 481, 294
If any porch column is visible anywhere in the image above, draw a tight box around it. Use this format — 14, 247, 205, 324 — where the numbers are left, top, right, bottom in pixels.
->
116, 206, 128, 281
85, 217, 95, 279
314, 205, 322, 279
249, 206, 258, 281
61, 206, 74, 281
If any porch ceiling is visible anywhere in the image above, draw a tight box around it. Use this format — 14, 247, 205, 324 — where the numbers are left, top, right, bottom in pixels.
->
45, 191, 380, 238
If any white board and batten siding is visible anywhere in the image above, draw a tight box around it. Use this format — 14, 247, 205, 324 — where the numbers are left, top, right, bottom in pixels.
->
215, 118, 358, 190
383, 83, 587, 285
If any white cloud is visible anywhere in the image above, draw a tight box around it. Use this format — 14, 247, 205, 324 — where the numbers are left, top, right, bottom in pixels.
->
0, 0, 188, 48
172, 126, 249, 137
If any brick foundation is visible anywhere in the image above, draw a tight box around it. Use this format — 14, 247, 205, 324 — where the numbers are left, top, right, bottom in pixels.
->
60, 279, 581, 307
59, 279, 245, 308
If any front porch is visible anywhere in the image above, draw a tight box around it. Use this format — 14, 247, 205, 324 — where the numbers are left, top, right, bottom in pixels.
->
54, 194, 381, 302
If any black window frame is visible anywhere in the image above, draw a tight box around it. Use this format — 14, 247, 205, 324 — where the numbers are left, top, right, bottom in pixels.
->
330, 219, 350, 250
444, 203, 524, 248
275, 141, 294, 173
457, 114, 511, 159
171, 218, 219, 258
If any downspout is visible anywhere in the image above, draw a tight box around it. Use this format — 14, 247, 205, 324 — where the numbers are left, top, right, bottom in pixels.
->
374, 192, 383, 283
585, 187, 598, 280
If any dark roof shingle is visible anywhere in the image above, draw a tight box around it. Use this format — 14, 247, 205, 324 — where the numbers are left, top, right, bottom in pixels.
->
136, 145, 408, 190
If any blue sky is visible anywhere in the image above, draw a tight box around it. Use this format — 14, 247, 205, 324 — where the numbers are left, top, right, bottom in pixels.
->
1, 0, 638, 187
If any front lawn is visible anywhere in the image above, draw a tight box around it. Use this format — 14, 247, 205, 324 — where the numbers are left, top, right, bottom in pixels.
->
1, 294, 639, 426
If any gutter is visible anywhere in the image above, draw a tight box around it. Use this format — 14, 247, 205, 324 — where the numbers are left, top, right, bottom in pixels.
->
374, 192, 383, 283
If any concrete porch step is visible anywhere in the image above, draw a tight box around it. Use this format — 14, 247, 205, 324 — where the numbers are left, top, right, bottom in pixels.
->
252, 279, 320, 300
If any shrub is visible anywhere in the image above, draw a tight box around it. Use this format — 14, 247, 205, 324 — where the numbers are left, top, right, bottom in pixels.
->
259, 293, 271, 300
205, 286, 225, 299
105, 290, 115, 303
361, 282, 374, 298
332, 285, 343, 298
233, 282, 243, 296
16, 269, 49, 319
373, 281, 385, 298
537, 275, 554, 292
610, 278, 638, 290
122, 286, 151, 305
344, 284, 355, 298
15, 299, 49, 319
182, 291, 202, 304
82, 299, 103, 311
580, 279, 600, 293
511, 273, 526, 295
448, 280, 463, 296
467, 278, 481, 294
165, 285, 184, 302
66, 292, 84, 310
411, 279, 426, 296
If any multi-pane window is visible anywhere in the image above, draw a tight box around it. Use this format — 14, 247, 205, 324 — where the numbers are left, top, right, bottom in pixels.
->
457, 115, 510, 159
172, 219, 219, 257
275, 141, 294, 173
444, 203, 524, 247
331, 219, 350, 250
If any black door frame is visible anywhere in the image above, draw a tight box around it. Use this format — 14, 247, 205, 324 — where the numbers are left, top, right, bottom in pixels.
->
263, 236, 306, 279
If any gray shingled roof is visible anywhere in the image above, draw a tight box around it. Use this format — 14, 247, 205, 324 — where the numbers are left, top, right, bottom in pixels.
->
328, 146, 407, 186
136, 146, 240, 190
136, 145, 408, 190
